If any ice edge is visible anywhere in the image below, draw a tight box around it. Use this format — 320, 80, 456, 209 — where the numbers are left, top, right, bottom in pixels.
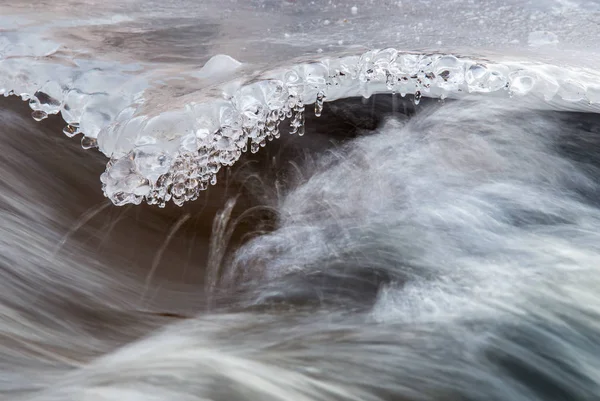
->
3, 49, 600, 207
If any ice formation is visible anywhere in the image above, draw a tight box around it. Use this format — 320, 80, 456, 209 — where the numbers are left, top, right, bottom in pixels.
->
2, 0, 600, 206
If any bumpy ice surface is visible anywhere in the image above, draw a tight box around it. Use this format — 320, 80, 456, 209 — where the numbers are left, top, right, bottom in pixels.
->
2, 0, 600, 206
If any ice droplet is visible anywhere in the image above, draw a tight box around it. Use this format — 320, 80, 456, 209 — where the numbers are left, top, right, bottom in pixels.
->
413, 91, 422, 105
315, 91, 326, 117
62, 124, 80, 137
386, 71, 396, 92
510, 72, 535, 95
31, 110, 48, 121
81, 136, 98, 150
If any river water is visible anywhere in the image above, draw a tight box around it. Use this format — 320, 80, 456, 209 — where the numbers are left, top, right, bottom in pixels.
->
2, 1, 600, 400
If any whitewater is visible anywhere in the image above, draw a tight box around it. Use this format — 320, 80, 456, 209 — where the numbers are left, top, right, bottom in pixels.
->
3, 0, 600, 400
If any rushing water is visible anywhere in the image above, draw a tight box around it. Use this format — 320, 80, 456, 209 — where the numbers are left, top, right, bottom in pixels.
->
3, 1, 600, 400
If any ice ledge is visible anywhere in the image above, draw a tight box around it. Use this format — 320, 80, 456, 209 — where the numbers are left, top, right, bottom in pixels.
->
4, 49, 600, 207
